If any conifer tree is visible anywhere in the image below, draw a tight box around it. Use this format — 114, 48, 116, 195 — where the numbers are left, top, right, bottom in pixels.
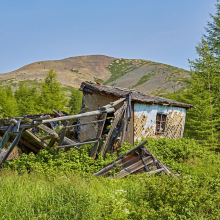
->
204, 0, 220, 55
0, 86, 19, 118
39, 69, 67, 113
15, 81, 40, 115
68, 88, 82, 115
185, 40, 220, 144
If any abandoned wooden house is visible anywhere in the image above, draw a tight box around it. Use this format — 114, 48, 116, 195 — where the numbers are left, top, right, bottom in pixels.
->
79, 81, 195, 145
0, 81, 194, 165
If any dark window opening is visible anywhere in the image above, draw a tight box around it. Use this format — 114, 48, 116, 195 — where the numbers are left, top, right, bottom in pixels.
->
102, 112, 114, 135
156, 113, 167, 134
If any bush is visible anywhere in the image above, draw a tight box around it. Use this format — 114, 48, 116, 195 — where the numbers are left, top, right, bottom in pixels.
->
1, 138, 220, 219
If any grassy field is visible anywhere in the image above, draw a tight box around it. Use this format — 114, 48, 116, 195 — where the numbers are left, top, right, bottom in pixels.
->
0, 138, 220, 219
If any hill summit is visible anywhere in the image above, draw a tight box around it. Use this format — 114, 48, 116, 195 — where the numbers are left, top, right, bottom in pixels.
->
0, 55, 190, 95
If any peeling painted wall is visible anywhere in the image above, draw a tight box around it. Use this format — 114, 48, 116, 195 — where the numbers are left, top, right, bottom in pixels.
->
79, 93, 187, 143
134, 103, 186, 141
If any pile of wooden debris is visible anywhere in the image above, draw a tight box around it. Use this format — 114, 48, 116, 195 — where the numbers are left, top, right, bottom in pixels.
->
0, 98, 129, 162
94, 140, 174, 178
0, 98, 176, 177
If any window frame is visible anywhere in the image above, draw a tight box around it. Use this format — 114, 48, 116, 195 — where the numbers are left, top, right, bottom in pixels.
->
155, 113, 167, 135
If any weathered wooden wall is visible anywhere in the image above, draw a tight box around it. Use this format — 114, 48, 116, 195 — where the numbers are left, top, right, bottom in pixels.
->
79, 92, 125, 142
80, 94, 186, 143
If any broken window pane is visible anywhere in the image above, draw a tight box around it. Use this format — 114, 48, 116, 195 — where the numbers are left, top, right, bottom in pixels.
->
155, 113, 167, 134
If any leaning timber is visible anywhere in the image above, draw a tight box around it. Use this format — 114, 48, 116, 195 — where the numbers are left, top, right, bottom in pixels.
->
93, 140, 175, 178
0, 98, 130, 162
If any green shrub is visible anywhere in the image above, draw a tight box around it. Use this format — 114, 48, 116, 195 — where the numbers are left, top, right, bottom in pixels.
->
1, 138, 220, 219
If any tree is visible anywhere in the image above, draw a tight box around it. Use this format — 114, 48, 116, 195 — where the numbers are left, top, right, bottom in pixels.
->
185, 40, 220, 144
0, 86, 19, 118
39, 69, 68, 113
68, 88, 82, 115
204, 0, 220, 56
14, 81, 40, 115
167, 1, 220, 145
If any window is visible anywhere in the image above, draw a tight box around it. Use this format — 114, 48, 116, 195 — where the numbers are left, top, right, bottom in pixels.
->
156, 113, 167, 134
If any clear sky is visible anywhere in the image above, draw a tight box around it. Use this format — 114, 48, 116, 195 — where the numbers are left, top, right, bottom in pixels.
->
0, 0, 217, 73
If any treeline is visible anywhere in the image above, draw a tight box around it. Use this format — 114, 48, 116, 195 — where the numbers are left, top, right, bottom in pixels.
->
0, 69, 82, 118
164, 1, 220, 146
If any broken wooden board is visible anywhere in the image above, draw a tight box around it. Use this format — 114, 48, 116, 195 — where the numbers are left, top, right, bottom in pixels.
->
93, 140, 175, 178
0, 98, 132, 162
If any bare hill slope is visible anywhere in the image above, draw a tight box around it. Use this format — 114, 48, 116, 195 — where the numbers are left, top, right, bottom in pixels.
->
1, 55, 190, 95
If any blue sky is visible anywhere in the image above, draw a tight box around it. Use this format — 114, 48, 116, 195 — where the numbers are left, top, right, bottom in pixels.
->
0, 0, 217, 73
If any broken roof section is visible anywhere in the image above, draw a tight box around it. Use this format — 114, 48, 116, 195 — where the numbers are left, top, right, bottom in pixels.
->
93, 140, 177, 178
80, 81, 195, 109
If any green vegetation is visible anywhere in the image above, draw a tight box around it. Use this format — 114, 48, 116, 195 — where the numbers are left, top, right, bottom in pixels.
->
133, 72, 156, 87
94, 77, 104, 83
0, 69, 81, 117
152, 86, 168, 96
68, 87, 83, 114
104, 59, 149, 85
70, 69, 81, 74
15, 81, 40, 115
0, 85, 19, 117
2, 3, 220, 219
38, 69, 68, 113
1, 138, 220, 219
164, 1, 220, 146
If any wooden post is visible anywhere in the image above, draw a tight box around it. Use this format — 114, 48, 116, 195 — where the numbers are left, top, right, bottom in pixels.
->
0, 123, 14, 149
100, 104, 127, 157
34, 108, 114, 125
57, 140, 99, 149
58, 127, 67, 146
90, 113, 107, 159
0, 129, 25, 163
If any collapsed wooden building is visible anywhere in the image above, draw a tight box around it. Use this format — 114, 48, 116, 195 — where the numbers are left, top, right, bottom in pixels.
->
80, 81, 195, 145
0, 81, 194, 176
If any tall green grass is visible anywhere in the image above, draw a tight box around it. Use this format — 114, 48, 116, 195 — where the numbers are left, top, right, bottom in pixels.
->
0, 138, 220, 219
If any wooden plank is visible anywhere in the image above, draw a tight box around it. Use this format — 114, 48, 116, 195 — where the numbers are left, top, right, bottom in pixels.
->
66, 119, 106, 128
13, 120, 20, 133
129, 102, 134, 145
93, 140, 148, 176
116, 157, 154, 178
115, 140, 147, 161
33, 115, 50, 121
99, 104, 127, 157
48, 137, 57, 148
19, 138, 39, 153
140, 153, 150, 172
100, 98, 126, 110
57, 140, 99, 149
34, 107, 114, 125
90, 113, 107, 158
37, 124, 59, 138
25, 130, 47, 148
52, 109, 63, 117
118, 108, 128, 147
39, 135, 54, 140
68, 107, 89, 126
97, 154, 143, 177
58, 127, 67, 146
0, 123, 14, 149
0, 129, 25, 163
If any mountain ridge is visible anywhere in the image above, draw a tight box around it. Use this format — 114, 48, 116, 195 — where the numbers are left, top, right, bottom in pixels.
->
0, 55, 190, 95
